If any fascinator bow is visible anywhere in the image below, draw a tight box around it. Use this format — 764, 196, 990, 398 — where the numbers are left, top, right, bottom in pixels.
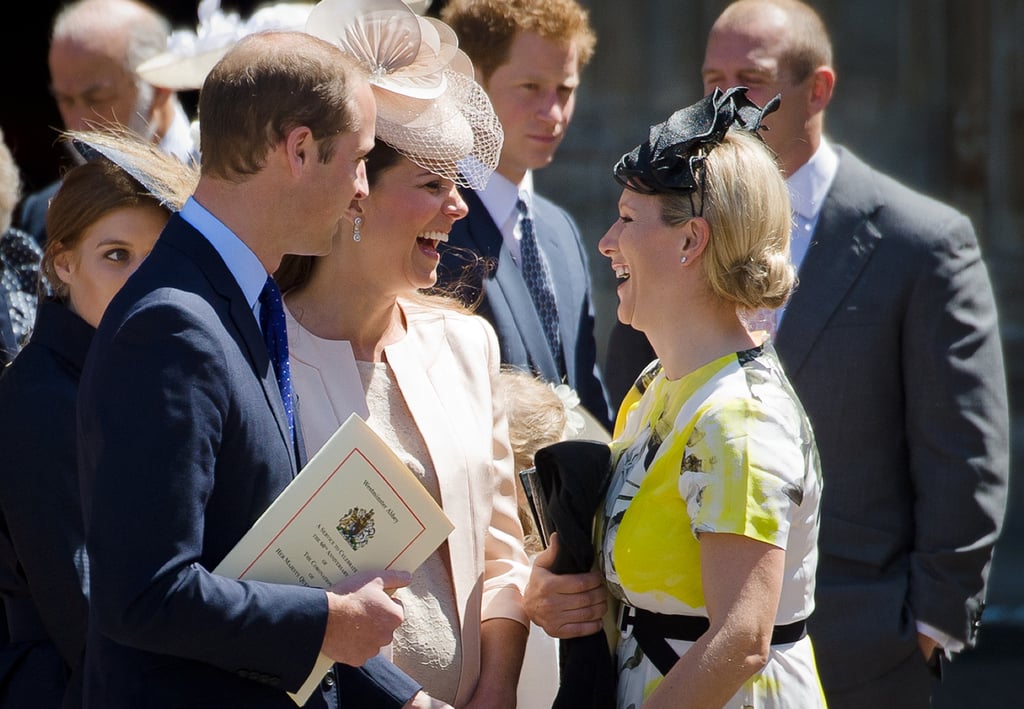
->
614, 86, 781, 195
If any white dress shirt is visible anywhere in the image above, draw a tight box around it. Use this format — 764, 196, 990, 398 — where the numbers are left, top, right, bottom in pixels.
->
475, 170, 535, 268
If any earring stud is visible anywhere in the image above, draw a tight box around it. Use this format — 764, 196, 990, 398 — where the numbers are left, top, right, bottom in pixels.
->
680, 255, 687, 264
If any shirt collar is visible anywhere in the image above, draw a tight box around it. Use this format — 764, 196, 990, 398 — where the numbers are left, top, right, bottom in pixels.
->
179, 197, 268, 310
477, 169, 534, 228
786, 137, 838, 220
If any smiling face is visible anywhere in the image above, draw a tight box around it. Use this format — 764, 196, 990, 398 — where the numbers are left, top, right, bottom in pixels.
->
54, 203, 166, 328
483, 30, 580, 183
598, 189, 689, 334
359, 156, 469, 294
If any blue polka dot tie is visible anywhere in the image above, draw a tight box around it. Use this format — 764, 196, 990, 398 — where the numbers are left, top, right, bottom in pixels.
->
259, 276, 295, 442
516, 196, 562, 370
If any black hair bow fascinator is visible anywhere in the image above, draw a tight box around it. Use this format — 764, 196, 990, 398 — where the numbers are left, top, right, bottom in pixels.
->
614, 86, 781, 195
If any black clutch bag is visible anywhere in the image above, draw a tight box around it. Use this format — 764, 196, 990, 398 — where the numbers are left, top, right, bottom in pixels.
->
530, 440, 616, 709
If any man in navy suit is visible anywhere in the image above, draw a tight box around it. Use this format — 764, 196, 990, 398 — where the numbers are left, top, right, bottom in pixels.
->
77, 32, 432, 708
606, 2, 1010, 707
439, 0, 612, 430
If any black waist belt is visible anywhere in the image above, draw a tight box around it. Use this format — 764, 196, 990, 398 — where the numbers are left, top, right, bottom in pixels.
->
619, 605, 807, 677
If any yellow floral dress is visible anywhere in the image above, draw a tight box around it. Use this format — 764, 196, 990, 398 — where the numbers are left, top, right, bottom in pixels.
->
600, 345, 827, 708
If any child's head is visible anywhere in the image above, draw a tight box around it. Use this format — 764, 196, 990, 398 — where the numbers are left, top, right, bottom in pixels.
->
500, 366, 583, 553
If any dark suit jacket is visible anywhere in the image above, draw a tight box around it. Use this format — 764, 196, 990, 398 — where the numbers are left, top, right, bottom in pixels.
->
76, 215, 418, 707
439, 188, 612, 429
15, 179, 59, 249
0, 285, 15, 365
0, 301, 94, 708
774, 147, 1009, 700
603, 321, 654, 415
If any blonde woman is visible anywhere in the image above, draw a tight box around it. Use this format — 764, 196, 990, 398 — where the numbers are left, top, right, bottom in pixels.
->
525, 88, 826, 708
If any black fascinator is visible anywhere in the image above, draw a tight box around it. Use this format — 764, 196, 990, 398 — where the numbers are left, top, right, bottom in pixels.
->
613, 86, 780, 196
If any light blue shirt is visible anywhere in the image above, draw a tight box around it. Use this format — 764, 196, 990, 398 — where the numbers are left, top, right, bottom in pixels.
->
179, 197, 269, 326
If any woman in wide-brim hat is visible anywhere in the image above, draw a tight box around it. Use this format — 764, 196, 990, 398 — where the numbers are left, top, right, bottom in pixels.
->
0, 130, 196, 707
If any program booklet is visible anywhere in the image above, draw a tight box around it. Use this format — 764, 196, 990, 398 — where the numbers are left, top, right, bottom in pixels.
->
214, 412, 455, 705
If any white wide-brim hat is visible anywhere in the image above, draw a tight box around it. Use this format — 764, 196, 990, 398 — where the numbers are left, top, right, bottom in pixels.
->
137, 0, 315, 91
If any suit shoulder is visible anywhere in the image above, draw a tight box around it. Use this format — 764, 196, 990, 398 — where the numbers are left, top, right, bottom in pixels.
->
405, 299, 493, 331
533, 191, 581, 228
837, 147, 974, 239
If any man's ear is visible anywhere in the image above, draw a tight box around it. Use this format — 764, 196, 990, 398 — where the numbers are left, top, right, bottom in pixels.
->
808, 66, 835, 113
150, 86, 173, 109
284, 126, 316, 176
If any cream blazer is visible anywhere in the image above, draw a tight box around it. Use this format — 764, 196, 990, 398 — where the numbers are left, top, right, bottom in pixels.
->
285, 299, 530, 706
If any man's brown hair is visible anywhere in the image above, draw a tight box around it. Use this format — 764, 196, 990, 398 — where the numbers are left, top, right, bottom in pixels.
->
198, 31, 365, 180
442, 0, 596, 83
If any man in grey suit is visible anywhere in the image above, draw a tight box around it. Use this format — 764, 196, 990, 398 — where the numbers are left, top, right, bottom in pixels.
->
76, 32, 435, 708
606, 1, 1009, 706
438, 0, 612, 430
702, 1, 1009, 707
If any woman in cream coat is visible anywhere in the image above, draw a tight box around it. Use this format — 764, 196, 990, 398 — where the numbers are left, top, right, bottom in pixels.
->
276, 6, 529, 704
277, 139, 529, 707
274, 19, 528, 702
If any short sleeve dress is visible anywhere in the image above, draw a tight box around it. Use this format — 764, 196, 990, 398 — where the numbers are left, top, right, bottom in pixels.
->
599, 344, 827, 708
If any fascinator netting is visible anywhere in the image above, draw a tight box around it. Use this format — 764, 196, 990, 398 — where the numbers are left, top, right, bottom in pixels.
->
305, 0, 503, 190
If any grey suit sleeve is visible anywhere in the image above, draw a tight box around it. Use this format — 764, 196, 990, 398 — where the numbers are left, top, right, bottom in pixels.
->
901, 211, 1009, 646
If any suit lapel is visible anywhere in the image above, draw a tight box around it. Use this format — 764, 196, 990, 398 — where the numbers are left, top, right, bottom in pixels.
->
163, 216, 297, 471
461, 189, 561, 381
775, 149, 882, 376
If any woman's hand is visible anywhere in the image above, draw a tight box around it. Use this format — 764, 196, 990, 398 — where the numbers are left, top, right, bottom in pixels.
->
523, 533, 608, 639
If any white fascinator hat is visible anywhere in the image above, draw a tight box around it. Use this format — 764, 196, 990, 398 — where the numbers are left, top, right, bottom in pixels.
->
137, 0, 316, 91
305, 0, 503, 190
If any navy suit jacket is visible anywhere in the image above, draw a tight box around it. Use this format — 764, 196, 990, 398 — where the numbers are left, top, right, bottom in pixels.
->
0, 286, 15, 365
439, 188, 612, 429
77, 215, 418, 707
